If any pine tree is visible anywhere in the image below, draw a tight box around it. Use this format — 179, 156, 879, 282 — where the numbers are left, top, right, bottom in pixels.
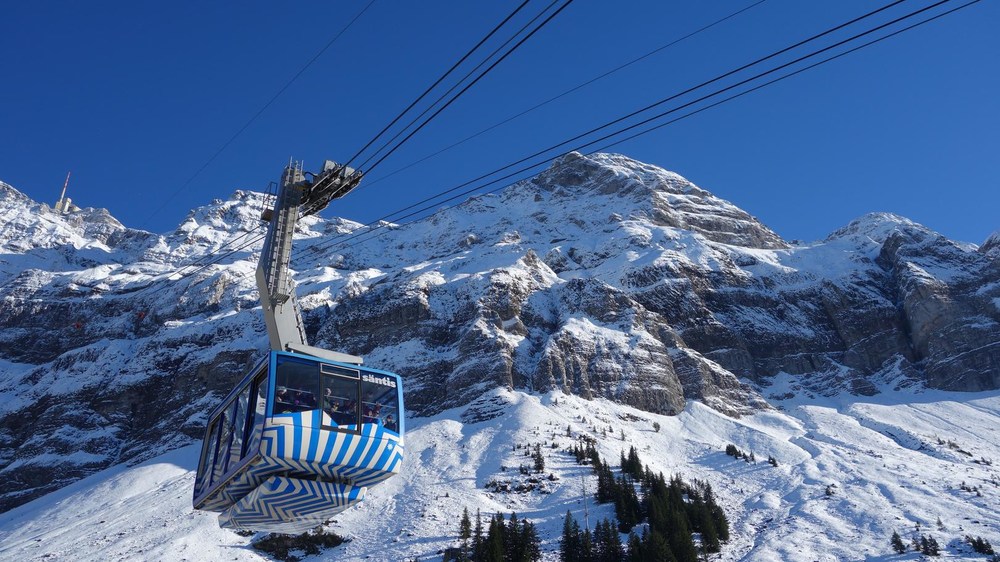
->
561, 511, 582, 562
645, 529, 676, 562
624, 447, 643, 480
699, 510, 720, 553
506, 512, 521, 562
581, 527, 594, 562
613, 476, 640, 532
707, 498, 729, 542
595, 519, 625, 562
890, 530, 906, 554
593, 520, 610, 562
596, 461, 616, 503
483, 514, 506, 562
520, 520, 542, 562
473, 509, 485, 561
587, 442, 600, 467
460, 508, 472, 540
980, 537, 994, 555
926, 536, 940, 556
701, 482, 715, 505
665, 506, 699, 562
533, 444, 545, 473
625, 531, 643, 562
608, 521, 625, 562
459, 508, 472, 560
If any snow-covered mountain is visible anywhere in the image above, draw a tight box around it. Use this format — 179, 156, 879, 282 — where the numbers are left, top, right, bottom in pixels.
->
0, 153, 998, 560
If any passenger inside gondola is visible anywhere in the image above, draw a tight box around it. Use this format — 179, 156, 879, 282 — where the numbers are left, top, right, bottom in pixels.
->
291, 390, 314, 408
275, 387, 297, 414
274, 356, 322, 414
323, 392, 343, 420
354, 379, 400, 433
331, 398, 356, 427
363, 401, 376, 423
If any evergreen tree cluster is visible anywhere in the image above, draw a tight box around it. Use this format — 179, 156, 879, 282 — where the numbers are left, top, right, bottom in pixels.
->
892, 517, 1000, 558
620, 447, 643, 480
724, 444, 755, 463
511, 442, 547, 476
899, 533, 940, 556
966, 535, 995, 555
570, 439, 601, 466
453, 508, 541, 562
560, 513, 624, 562
594, 456, 641, 532
561, 444, 730, 561
918, 535, 941, 556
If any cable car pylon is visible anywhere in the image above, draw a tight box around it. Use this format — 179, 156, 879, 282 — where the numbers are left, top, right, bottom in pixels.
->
192, 160, 405, 535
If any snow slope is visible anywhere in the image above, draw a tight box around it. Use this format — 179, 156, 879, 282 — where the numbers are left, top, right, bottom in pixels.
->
2, 387, 998, 561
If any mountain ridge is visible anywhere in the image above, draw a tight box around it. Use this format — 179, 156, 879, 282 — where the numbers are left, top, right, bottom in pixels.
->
0, 152, 997, 515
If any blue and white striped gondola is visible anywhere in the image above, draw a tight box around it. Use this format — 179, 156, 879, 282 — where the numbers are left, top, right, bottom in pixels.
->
193, 350, 404, 534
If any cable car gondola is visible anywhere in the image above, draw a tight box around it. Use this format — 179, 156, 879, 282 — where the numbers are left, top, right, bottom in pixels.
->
192, 350, 403, 534
192, 161, 404, 534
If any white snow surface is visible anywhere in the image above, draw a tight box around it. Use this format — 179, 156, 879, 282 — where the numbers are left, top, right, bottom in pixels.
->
1, 388, 999, 562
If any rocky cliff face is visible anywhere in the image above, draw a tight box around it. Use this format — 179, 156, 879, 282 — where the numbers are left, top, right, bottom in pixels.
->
0, 154, 997, 512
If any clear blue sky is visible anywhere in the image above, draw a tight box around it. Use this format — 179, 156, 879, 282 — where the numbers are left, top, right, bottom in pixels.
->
1, 1, 997, 244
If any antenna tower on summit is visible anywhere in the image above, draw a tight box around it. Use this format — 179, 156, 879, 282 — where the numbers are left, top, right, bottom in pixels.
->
54, 172, 79, 214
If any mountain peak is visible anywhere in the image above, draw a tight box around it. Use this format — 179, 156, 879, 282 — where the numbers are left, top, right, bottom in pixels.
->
528, 152, 786, 249
534, 152, 705, 198
0, 180, 32, 206
981, 229, 1000, 256
174, 190, 269, 236
0, 178, 131, 258
825, 212, 921, 244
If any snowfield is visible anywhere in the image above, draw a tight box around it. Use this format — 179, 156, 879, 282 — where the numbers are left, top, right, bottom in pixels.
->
1, 387, 998, 561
